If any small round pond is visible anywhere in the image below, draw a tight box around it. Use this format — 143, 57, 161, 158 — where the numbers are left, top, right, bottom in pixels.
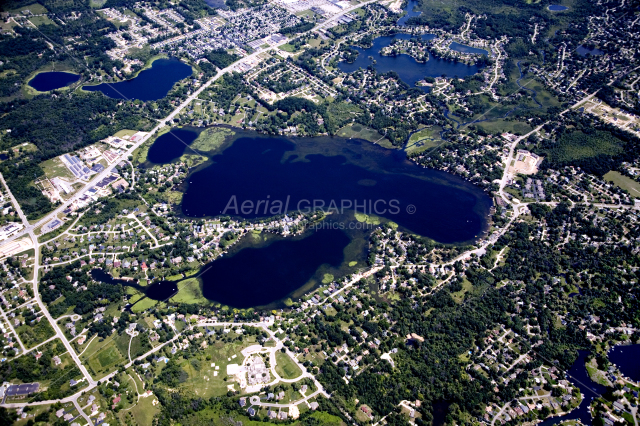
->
29, 71, 80, 92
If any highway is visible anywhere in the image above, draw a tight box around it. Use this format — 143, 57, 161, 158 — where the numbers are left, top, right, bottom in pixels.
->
0, 173, 29, 228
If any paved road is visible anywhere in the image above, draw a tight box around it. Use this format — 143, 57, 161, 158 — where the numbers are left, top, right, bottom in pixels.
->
249, 389, 325, 409
491, 402, 511, 426
0, 332, 183, 409
518, 393, 551, 400
0, 173, 29, 227
71, 396, 93, 426
0, 302, 26, 353
31, 226, 95, 385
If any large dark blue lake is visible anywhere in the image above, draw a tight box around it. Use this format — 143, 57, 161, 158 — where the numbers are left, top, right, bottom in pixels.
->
83, 58, 192, 101
199, 228, 350, 308
150, 130, 491, 308
337, 34, 483, 91
609, 344, 640, 383
28, 71, 80, 91
177, 131, 491, 243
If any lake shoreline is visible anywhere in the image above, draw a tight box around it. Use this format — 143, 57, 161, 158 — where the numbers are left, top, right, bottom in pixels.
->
81, 57, 193, 101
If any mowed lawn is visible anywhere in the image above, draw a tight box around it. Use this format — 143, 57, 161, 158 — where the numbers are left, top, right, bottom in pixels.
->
604, 171, 640, 197
405, 126, 445, 154
275, 350, 302, 380
128, 395, 159, 426
81, 335, 126, 376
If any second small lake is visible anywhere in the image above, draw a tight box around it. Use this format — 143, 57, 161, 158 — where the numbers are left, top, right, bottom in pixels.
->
28, 71, 80, 92
337, 34, 483, 92
397, 0, 422, 26
577, 45, 605, 56
91, 268, 177, 301
83, 58, 192, 101
146, 127, 199, 164
177, 130, 492, 243
548, 4, 569, 11
199, 228, 351, 308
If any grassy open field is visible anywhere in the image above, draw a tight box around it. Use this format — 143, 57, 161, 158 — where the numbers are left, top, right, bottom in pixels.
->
129, 334, 151, 359
170, 277, 209, 305
16, 319, 55, 348
295, 9, 317, 18
405, 126, 445, 154
11, 142, 38, 154
604, 171, 640, 197
130, 296, 159, 313
12, 404, 54, 426
306, 411, 346, 426
81, 335, 126, 376
475, 119, 533, 135
114, 129, 139, 138
0, 19, 19, 33
585, 358, 610, 386
326, 101, 362, 127
307, 37, 322, 47
336, 124, 394, 148
129, 395, 160, 426
126, 368, 145, 394
9, 3, 48, 14
40, 156, 76, 181
451, 277, 473, 303
177, 335, 259, 398
28, 15, 56, 27
280, 44, 298, 53
275, 350, 302, 379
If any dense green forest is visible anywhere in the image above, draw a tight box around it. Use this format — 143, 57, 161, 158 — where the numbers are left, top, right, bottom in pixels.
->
539, 130, 623, 172
535, 121, 640, 176
205, 49, 240, 70
0, 94, 144, 158
405, 0, 601, 40
39, 261, 124, 317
